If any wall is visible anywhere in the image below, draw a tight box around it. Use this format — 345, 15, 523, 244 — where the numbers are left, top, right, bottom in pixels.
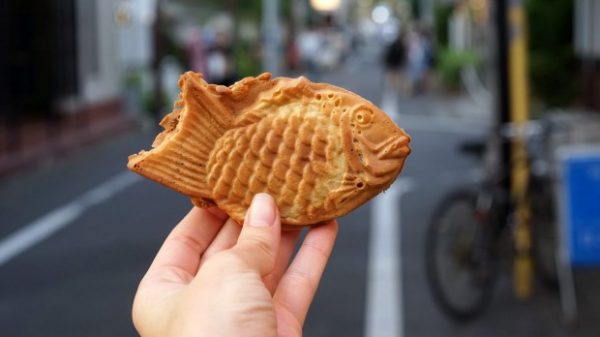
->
76, 0, 122, 105
574, 0, 600, 111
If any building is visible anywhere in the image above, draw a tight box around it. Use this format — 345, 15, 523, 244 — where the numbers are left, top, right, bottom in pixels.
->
0, 0, 135, 118
0, 0, 153, 175
574, 0, 600, 111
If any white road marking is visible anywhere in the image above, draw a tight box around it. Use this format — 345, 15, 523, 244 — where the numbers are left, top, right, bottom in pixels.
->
366, 86, 485, 336
0, 171, 141, 267
365, 177, 415, 337
365, 86, 415, 337
381, 84, 399, 122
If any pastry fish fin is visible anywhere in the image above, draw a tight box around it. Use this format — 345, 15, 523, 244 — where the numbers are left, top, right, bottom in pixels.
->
127, 71, 233, 203
213, 72, 274, 115
234, 76, 314, 127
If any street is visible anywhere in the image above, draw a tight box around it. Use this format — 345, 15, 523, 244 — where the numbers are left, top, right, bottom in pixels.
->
1, 60, 594, 337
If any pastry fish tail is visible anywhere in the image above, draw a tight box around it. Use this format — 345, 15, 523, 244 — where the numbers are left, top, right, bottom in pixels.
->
128, 71, 234, 205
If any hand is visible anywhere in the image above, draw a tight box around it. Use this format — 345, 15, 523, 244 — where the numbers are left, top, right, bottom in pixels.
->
132, 193, 338, 337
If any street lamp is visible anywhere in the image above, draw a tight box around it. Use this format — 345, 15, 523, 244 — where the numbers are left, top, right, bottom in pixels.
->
310, 0, 341, 12
371, 4, 390, 24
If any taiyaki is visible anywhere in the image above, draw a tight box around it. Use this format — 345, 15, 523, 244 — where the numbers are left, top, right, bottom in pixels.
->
128, 72, 411, 226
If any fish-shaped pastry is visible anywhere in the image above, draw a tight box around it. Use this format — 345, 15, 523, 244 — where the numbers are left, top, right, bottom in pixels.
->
128, 72, 411, 226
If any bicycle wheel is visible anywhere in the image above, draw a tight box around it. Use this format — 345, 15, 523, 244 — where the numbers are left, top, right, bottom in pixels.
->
425, 190, 496, 322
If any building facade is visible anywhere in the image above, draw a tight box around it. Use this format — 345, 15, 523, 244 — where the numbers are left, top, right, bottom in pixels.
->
574, 0, 600, 111
0, 0, 145, 119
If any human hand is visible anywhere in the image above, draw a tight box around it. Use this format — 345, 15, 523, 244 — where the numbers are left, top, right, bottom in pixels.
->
132, 193, 338, 337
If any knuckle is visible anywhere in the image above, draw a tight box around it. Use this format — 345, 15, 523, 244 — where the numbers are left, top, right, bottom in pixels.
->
285, 267, 317, 294
301, 240, 330, 259
244, 236, 276, 261
230, 235, 277, 271
204, 251, 244, 271
169, 233, 207, 253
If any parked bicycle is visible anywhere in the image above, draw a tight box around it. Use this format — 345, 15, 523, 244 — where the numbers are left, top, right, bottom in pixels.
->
425, 119, 559, 322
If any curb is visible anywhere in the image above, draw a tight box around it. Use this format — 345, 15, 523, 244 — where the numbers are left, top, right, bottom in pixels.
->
0, 115, 138, 180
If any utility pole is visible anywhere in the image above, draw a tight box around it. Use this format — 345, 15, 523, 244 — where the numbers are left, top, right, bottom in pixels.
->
493, 0, 533, 300
508, 0, 533, 301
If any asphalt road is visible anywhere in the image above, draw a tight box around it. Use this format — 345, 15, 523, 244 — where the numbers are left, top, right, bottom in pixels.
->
2, 60, 596, 337
0, 64, 382, 336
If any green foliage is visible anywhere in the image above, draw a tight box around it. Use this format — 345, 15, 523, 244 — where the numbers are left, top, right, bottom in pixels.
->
234, 42, 261, 78
525, 0, 576, 107
123, 69, 143, 89
237, 1, 261, 20
411, 0, 421, 19
163, 31, 187, 67
437, 48, 481, 90
434, 2, 453, 49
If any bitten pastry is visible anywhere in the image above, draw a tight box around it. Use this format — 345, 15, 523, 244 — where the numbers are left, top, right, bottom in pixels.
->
128, 72, 411, 226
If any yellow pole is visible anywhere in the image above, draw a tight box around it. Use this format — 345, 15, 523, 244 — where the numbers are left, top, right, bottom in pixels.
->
508, 1, 533, 300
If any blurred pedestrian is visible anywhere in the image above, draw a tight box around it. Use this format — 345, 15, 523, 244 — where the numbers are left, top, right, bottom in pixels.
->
317, 14, 347, 70
420, 26, 437, 92
406, 29, 428, 95
206, 31, 237, 86
185, 28, 207, 76
383, 32, 407, 93
132, 193, 338, 337
297, 26, 322, 79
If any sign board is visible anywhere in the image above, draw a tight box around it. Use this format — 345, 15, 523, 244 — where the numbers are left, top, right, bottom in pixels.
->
559, 146, 600, 266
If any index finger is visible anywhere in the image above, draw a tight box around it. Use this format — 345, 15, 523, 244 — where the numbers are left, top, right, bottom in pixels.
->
142, 207, 228, 286
274, 220, 338, 326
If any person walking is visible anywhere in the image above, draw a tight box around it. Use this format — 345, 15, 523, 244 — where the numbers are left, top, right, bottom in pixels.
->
383, 32, 407, 93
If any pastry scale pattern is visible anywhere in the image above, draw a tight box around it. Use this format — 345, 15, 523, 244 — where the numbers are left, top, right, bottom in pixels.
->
128, 71, 411, 226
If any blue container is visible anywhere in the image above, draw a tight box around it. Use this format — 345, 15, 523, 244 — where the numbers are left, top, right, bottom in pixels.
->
560, 148, 600, 266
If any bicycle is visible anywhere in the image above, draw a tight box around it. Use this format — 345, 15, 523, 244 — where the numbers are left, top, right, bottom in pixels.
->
424, 119, 559, 322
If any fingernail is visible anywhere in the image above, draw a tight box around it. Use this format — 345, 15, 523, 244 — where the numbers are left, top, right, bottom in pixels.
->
248, 193, 275, 227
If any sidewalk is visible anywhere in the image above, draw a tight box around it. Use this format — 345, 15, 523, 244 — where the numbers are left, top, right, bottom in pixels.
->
395, 90, 492, 124
0, 101, 136, 180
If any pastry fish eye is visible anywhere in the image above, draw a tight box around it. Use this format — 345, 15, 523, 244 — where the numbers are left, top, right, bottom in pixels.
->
352, 108, 374, 128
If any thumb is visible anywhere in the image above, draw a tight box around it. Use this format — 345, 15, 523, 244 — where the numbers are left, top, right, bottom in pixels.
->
233, 193, 281, 276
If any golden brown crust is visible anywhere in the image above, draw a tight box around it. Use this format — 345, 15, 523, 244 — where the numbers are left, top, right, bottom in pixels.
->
207, 99, 345, 225
127, 72, 233, 199
127, 72, 411, 227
